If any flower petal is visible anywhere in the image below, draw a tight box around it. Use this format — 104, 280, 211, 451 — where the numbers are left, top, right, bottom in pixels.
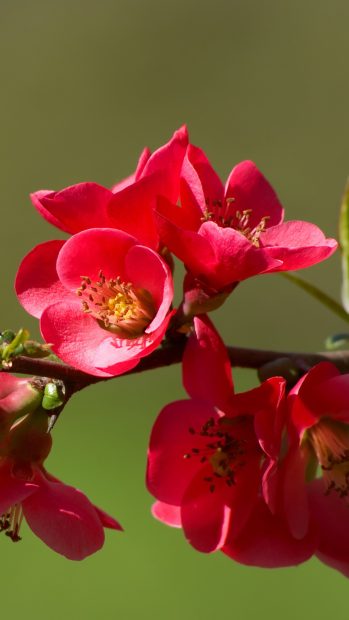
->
93, 505, 123, 531
30, 190, 65, 231
147, 400, 220, 505
141, 126, 188, 203
261, 221, 338, 270
56, 228, 136, 291
111, 147, 151, 192
199, 222, 282, 288
151, 501, 182, 528
225, 160, 284, 229
37, 183, 113, 233
23, 479, 106, 560
223, 499, 316, 568
0, 461, 38, 515
15, 240, 68, 318
107, 176, 160, 249
183, 315, 234, 410
309, 478, 349, 569
125, 244, 173, 332
40, 301, 139, 376
184, 144, 224, 209
181, 467, 231, 552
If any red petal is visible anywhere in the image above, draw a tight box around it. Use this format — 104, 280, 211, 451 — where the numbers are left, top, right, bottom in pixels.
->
141, 126, 188, 203
183, 315, 234, 410
23, 480, 106, 560
181, 467, 231, 552
93, 505, 123, 531
147, 400, 220, 505
107, 176, 160, 249
151, 501, 182, 528
56, 228, 136, 291
15, 240, 68, 318
283, 448, 309, 539
30, 190, 66, 231
111, 147, 151, 192
261, 221, 337, 270
309, 479, 349, 566
225, 160, 284, 229
199, 222, 282, 288
41, 301, 139, 376
125, 245, 173, 332
0, 461, 38, 515
38, 183, 113, 233
224, 499, 316, 568
289, 362, 340, 434
184, 144, 224, 208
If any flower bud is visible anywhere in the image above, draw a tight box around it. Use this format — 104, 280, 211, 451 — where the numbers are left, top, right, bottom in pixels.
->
0, 375, 43, 439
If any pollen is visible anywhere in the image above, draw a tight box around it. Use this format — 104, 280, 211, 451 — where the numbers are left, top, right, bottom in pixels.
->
307, 418, 349, 499
202, 197, 269, 246
76, 271, 156, 338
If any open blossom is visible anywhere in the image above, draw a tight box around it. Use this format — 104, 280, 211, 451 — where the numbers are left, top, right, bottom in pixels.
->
225, 362, 349, 576
16, 228, 174, 376
155, 145, 337, 291
147, 316, 288, 554
0, 374, 121, 559
285, 362, 349, 577
30, 126, 188, 250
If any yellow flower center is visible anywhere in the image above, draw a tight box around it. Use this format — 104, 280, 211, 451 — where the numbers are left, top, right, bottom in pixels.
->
77, 271, 156, 338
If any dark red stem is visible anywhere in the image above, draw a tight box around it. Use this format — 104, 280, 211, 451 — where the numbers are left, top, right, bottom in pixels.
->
3, 343, 349, 393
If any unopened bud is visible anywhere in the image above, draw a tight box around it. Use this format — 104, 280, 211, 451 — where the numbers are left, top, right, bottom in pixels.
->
0, 374, 43, 439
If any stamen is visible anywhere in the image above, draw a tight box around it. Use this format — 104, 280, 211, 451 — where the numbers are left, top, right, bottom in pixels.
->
201, 197, 269, 245
76, 271, 156, 338
183, 416, 255, 492
308, 419, 349, 498
1, 504, 23, 542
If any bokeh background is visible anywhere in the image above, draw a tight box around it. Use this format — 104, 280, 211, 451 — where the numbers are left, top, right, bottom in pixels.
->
1, 0, 349, 617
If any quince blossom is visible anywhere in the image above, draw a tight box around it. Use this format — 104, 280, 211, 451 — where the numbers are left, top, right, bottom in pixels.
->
285, 362, 349, 577
16, 228, 174, 376
30, 126, 188, 250
0, 374, 121, 559
147, 316, 288, 554
155, 146, 337, 291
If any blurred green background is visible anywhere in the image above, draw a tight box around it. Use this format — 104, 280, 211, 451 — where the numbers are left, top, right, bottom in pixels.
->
1, 0, 349, 617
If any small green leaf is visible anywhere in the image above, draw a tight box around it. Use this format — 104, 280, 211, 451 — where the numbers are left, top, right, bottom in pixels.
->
324, 333, 349, 350
339, 179, 349, 312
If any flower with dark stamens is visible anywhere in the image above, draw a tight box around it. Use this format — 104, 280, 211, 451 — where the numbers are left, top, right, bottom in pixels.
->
0, 373, 122, 559
147, 316, 287, 553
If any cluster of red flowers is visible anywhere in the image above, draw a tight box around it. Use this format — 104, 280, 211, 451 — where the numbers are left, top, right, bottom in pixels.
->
6, 126, 348, 573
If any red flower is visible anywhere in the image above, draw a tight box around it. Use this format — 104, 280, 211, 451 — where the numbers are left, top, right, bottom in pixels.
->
285, 362, 349, 577
0, 375, 121, 560
156, 145, 337, 290
16, 229, 174, 376
30, 127, 188, 249
147, 316, 286, 553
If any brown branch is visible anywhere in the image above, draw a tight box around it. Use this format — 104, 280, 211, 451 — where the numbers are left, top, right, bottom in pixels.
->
3, 343, 349, 393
